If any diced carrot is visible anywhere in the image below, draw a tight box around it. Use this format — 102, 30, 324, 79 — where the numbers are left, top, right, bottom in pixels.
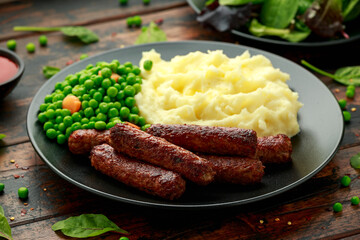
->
98, 70, 102, 76
62, 95, 81, 114
111, 73, 120, 82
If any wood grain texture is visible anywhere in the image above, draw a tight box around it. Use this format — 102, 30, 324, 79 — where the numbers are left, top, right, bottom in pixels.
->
1, 1, 360, 239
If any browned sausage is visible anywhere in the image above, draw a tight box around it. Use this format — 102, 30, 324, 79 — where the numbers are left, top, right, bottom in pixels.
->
68, 129, 110, 155
109, 123, 216, 186
146, 124, 257, 157
91, 144, 186, 200
256, 134, 292, 164
197, 154, 265, 185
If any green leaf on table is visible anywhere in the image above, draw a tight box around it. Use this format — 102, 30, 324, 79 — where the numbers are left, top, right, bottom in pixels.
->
60, 27, 99, 44
13, 26, 99, 44
135, 22, 167, 45
248, 19, 311, 42
0, 134, 6, 140
51, 214, 128, 238
301, 60, 360, 86
0, 205, 13, 240
350, 153, 360, 168
43, 66, 61, 79
260, 0, 299, 29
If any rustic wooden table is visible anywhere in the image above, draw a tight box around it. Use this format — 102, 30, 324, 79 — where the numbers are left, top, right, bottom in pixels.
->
1, 1, 360, 239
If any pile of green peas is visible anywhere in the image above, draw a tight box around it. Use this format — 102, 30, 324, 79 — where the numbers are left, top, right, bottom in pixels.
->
37, 59, 150, 145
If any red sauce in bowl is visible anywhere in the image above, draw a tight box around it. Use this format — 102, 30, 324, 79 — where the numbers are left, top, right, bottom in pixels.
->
0, 56, 19, 84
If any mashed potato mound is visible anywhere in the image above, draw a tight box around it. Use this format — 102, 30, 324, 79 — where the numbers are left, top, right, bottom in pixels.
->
136, 50, 303, 137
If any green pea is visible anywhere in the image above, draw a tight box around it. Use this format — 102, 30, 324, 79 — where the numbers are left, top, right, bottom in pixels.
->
133, 15, 142, 27
333, 202, 342, 212
124, 86, 135, 97
97, 113, 107, 122
55, 82, 62, 90
44, 94, 53, 103
120, 107, 130, 119
338, 99, 347, 109
117, 65, 126, 75
68, 75, 79, 87
65, 127, 73, 138
130, 106, 139, 114
119, 0, 128, 5
97, 88, 105, 96
124, 62, 133, 69
61, 109, 71, 117
113, 102, 122, 109
0, 183, 4, 192
45, 109, 56, 119
55, 116, 63, 124
114, 83, 121, 91
125, 97, 136, 108
43, 121, 54, 131
141, 123, 151, 131
120, 82, 127, 90
103, 96, 111, 103
106, 122, 116, 129
143, 0, 150, 4
343, 111, 351, 122
351, 196, 360, 205
81, 118, 90, 124
84, 79, 95, 90
108, 108, 119, 118
71, 122, 82, 131
86, 64, 93, 70
143, 60, 153, 71
95, 121, 106, 130
126, 17, 134, 27
93, 92, 103, 102
126, 74, 136, 85
89, 99, 99, 109
55, 109, 62, 117
84, 107, 95, 118
106, 86, 118, 98
82, 100, 89, 109
26, 42, 35, 53
135, 76, 142, 84
133, 83, 141, 93
58, 123, 66, 132
101, 67, 112, 79
128, 114, 139, 124
40, 103, 49, 112
117, 90, 125, 101
132, 67, 141, 75
348, 85, 355, 91
46, 128, 57, 139
95, 108, 101, 115
18, 187, 29, 199
110, 63, 118, 73
79, 74, 90, 84
38, 113, 48, 123
82, 124, 89, 129
80, 54, 89, 60
341, 175, 351, 187
88, 121, 95, 129
63, 86, 73, 95
102, 78, 112, 89
118, 76, 126, 84
57, 134, 67, 144
346, 89, 355, 98
138, 116, 146, 126
63, 116, 73, 127
99, 103, 109, 113
7, 39, 16, 50
39, 35, 48, 46
72, 112, 82, 122
89, 89, 97, 97
119, 237, 129, 240
54, 124, 59, 131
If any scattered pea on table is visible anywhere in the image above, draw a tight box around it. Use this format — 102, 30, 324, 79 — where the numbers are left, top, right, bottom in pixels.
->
39, 35, 48, 46
26, 42, 36, 53
6, 39, 17, 50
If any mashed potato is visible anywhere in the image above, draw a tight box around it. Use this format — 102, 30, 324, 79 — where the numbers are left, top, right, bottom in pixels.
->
135, 50, 303, 137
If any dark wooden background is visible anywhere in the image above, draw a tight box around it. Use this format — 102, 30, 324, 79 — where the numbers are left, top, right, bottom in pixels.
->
1, 0, 360, 239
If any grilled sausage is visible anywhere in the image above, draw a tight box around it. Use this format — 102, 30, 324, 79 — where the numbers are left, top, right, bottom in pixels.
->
197, 154, 265, 185
109, 123, 216, 186
146, 124, 257, 157
68, 129, 110, 155
91, 144, 186, 200
256, 134, 292, 164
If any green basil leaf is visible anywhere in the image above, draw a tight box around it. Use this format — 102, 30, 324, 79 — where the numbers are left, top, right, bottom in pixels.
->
0, 134, 6, 140
343, 0, 360, 22
260, 0, 299, 28
42, 66, 61, 79
135, 22, 167, 45
297, 0, 315, 14
219, 0, 264, 5
60, 26, 99, 44
350, 153, 360, 168
0, 205, 13, 240
52, 214, 128, 238
249, 19, 311, 42
334, 66, 360, 85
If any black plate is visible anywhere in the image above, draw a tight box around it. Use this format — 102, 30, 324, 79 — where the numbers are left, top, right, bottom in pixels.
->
27, 41, 344, 209
187, 0, 360, 47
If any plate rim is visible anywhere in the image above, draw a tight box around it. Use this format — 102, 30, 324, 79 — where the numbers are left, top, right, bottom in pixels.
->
26, 40, 344, 209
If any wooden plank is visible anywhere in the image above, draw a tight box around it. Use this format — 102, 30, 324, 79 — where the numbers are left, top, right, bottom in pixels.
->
0, 0, 187, 41
1, 141, 360, 239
